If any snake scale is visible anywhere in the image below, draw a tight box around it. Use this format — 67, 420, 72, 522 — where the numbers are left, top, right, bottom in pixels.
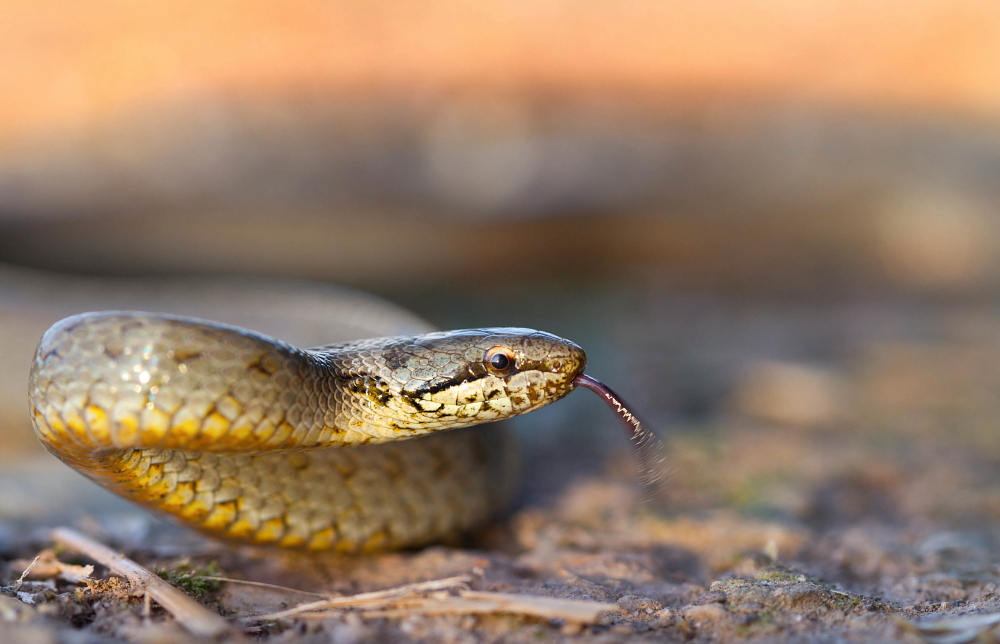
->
28, 311, 599, 552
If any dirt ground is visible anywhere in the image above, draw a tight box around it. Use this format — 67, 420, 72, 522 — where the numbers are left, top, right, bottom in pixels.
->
3, 299, 1000, 644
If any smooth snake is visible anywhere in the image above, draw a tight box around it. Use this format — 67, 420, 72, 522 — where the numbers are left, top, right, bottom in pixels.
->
27, 309, 656, 552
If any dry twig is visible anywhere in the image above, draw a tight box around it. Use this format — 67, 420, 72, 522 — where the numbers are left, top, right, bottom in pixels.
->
11, 550, 93, 584
51, 527, 242, 642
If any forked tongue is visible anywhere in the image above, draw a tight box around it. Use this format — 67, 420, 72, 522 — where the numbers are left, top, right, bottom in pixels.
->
573, 374, 668, 498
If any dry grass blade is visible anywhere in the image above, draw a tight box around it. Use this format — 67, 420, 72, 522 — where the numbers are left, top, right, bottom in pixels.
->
249, 579, 616, 626
245, 575, 473, 622
51, 527, 243, 642
199, 576, 326, 597
11, 555, 40, 591
461, 591, 616, 623
357, 592, 616, 623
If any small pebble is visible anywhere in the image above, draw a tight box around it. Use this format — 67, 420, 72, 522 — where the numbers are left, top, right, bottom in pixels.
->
683, 604, 728, 625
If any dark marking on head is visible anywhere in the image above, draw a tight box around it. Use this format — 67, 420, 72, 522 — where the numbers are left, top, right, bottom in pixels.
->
381, 344, 412, 371
405, 361, 490, 400
340, 372, 392, 405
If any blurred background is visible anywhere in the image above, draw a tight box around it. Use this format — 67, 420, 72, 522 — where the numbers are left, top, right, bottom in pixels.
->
4, 0, 1000, 579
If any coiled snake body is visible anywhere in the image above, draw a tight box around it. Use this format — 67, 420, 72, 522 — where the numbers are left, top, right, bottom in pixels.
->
28, 312, 587, 552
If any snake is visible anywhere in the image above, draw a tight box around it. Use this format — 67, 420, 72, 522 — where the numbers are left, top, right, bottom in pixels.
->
27, 311, 660, 553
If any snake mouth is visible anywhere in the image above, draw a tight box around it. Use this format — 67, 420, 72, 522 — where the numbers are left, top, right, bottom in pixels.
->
573, 374, 667, 494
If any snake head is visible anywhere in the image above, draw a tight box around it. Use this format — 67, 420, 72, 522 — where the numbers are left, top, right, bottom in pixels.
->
339, 327, 587, 434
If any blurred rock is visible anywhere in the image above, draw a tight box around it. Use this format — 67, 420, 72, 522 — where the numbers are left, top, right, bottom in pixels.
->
876, 189, 999, 290
731, 361, 848, 427
683, 603, 728, 626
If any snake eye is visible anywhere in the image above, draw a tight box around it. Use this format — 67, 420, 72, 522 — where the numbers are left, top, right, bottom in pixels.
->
484, 346, 516, 375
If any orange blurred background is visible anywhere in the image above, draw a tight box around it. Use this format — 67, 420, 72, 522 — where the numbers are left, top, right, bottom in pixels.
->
5, 0, 1000, 135
3, 0, 1000, 294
